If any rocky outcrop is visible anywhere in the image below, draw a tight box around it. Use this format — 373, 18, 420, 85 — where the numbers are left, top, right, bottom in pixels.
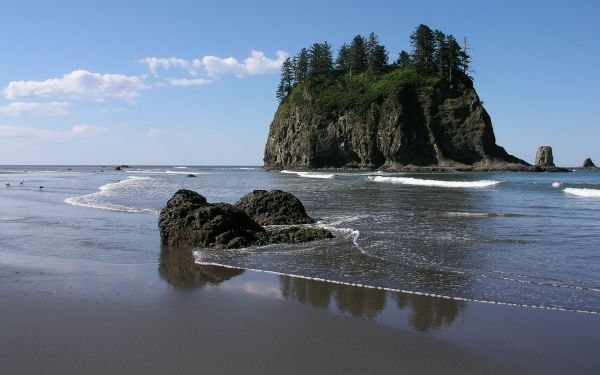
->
264, 76, 527, 170
582, 158, 596, 168
235, 190, 314, 225
158, 189, 265, 249
158, 189, 333, 249
535, 146, 555, 167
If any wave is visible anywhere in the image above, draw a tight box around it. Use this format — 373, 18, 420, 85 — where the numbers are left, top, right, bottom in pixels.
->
173, 166, 189, 169
128, 170, 207, 175
64, 176, 160, 214
444, 211, 518, 218
191, 259, 599, 315
564, 187, 600, 198
281, 170, 335, 179
552, 182, 562, 188
368, 176, 501, 188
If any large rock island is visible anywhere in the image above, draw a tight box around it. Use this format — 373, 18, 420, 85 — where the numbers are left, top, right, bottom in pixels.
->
264, 25, 539, 171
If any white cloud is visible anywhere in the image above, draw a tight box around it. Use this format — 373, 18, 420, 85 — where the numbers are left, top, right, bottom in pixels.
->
139, 50, 288, 80
0, 123, 106, 141
70, 124, 106, 136
4, 70, 149, 102
147, 128, 163, 138
0, 101, 69, 116
138, 57, 191, 74
168, 78, 213, 87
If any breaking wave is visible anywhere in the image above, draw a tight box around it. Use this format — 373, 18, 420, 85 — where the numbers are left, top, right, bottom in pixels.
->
64, 176, 160, 214
368, 176, 501, 188
281, 170, 335, 179
564, 187, 600, 198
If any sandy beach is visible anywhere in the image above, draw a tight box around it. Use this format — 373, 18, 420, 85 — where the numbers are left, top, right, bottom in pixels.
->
1, 250, 598, 375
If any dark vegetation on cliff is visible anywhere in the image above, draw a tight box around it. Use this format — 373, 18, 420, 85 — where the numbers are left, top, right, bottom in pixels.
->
264, 25, 527, 170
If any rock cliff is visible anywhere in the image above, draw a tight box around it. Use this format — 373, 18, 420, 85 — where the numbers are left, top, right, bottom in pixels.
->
264, 70, 527, 171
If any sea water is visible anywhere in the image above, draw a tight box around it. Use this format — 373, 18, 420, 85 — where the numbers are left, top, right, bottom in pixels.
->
1, 165, 599, 313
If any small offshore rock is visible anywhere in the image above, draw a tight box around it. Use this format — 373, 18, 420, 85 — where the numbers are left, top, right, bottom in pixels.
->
234, 190, 315, 225
582, 158, 596, 168
535, 146, 555, 167
187, 174, 197, 178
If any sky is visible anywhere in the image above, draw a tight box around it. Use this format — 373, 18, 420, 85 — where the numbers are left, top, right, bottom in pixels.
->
0, 0, 598, 166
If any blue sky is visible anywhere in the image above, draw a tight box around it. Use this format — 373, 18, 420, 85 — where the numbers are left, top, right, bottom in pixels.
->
0, 0, 598, 166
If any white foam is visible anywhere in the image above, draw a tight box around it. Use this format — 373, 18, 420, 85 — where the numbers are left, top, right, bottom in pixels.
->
552, 182, 562, 188
563, 187, 600, 198
128, 169, 207, 175
368, 176, 500, 188
173, 166, 189, 169
281, 170, 335, 179
64, 176, 160, 214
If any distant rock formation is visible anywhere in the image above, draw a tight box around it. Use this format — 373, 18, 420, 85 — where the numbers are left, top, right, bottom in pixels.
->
582, 158, 596, 168
158, 189, 333, 249
235, 190, 314, 225
264, 74, 528, 171
535, 146, 555, 167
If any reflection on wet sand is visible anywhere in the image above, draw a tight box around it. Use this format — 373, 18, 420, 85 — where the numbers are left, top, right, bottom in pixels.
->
279, 275, 463, 331
158, 246, 464, 331
159, 246, 244, 289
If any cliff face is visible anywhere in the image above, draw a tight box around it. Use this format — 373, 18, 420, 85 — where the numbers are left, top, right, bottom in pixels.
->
264, 74, 526, 170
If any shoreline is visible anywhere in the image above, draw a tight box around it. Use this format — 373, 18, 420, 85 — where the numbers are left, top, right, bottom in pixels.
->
2, 252, 599, 374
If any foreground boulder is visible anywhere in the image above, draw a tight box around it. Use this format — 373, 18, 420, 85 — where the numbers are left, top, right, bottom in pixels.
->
235, 190, 315, 225
159, 189, 333, 249
535, 146, 555, 167
583, 158, 597, 168
158, 189, 265, 249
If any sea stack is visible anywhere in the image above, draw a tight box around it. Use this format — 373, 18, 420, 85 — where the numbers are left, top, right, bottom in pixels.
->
535, 146, 555, 167
582, 158, 596, 168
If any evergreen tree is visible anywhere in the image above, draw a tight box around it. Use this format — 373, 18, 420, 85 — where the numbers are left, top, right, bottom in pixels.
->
409, 24, 435, 73
366, 32, 378, 67
276, 57, 295, 102
433, 30, 449, 78
459, 37, 472, 78
349, 35, 368, 74
336, 43, 351, 71
446, 35, 461, 81
369, 44, 388, 73
395, 50, 411, 68
308, 42, 333, 75
294, 48, 309, 81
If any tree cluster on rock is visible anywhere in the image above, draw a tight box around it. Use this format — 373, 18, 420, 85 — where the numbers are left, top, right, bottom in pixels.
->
277, 24, 471, 102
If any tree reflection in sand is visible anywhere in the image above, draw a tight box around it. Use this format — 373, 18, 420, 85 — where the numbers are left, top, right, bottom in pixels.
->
158, 246, 464, 331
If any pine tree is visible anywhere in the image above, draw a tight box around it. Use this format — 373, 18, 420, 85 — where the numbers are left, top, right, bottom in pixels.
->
446, 35, 461, 81
308, 42, 333, 75
409, 24, 435, 73
276, 57, 295, 102
433, 30, 448, 78
349, 35, 368, 74
369, 45, 388, 73
294, 48, 309, 81
459, 37, 472, 78
395, 50, 411, 68
336, 43, 351, 71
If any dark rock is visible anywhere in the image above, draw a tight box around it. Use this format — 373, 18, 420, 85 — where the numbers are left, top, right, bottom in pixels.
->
187, 174, 197, 177
158, 189, 264, 249
115, 166, 122, 170
256, 226, 333, 245
120, 165, 130, 168
535, 146, 555, 167
583, 158, 596, 168
159, 189, 334, 249
234, 190, 314, 225
264, 76, 527, 170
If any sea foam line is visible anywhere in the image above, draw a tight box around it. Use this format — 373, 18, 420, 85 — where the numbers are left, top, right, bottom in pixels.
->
192, 259, 599, 316
64, 176, 160, 214
281, 170, 335, 179
368, 176, 501, 188
563, 187, 600, 198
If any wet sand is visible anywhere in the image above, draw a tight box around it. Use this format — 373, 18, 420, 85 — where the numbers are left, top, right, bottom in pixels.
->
1, 251, 599, 374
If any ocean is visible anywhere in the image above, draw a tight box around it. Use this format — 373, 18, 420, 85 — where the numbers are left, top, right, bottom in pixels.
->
1, 165, 599, 314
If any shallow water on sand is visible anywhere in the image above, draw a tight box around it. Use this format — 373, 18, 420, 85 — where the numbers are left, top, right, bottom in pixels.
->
1, 165, 600, 313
